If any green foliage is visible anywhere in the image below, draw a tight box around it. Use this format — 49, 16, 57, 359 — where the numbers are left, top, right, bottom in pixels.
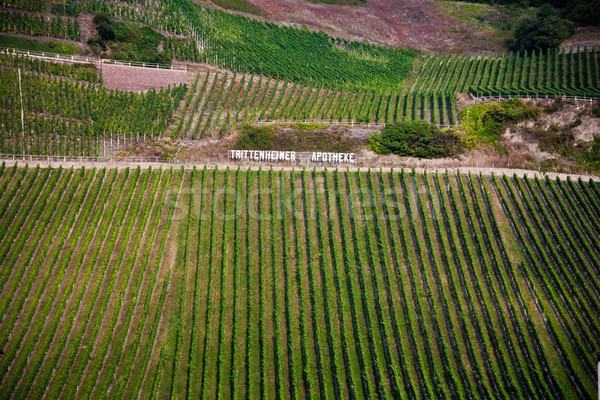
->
0, 11, 80, 40
291, 122, 328, 130
370, 120, 464, 158
527, 125, 575, 155
460, 98, 540, 144
510, 5, 572, 52
210, 0, 265, 15
368, 133, 391, 155
236, 124, 274, 149
571, 0, 600, 27
174, 0, 419, 90
303, 0, 366, 3
578, 137, 600, 171
89, 13, 168, 63
0, 34, 80, 55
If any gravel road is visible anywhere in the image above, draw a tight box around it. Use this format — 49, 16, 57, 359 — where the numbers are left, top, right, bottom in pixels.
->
2, 158, 598, 182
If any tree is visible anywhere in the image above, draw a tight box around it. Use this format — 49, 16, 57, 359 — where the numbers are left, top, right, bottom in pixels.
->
369, 120, 464, 158
510, 5, 572, 52
571, 0, 600, 27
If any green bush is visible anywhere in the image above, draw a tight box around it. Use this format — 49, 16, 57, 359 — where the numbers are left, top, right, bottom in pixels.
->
460, 98, 540, 144
369, 120, 464, 158
90, 13, 168, 63
0, 34, 80, 54
236, 125, 274, 150
527, 125, 574, 155
509, 5, 572, 52
571, 0, 600, 27
586, 137, 600, 161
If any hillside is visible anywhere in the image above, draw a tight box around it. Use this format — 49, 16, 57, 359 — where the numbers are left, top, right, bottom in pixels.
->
0, 164, 599, 398
233, 0, 517, 53
1, 1, 600, 398
3, 44, 600, 174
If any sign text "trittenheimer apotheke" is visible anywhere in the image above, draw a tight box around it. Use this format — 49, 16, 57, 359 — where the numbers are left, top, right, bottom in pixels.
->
229, 150, 356, 164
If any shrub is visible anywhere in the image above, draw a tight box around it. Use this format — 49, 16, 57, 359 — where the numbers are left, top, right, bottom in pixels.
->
369, 120, 464, 158
91, 13, 167, 63
527, 125, 575, 155
460, 98, 540, 143
571, 0, 600, 27
236, 124, 274, 150
509, 5, 572, 52
543, 97, 563, 114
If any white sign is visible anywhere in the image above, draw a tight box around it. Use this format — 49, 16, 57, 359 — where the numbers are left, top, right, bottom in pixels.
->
229, 150, 356, 164
230, 150, 296, 162
311, 152, 355, 163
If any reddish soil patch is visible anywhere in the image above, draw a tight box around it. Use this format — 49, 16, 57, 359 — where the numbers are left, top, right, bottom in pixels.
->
102, 64, 190, 91
247, 0, 508, 53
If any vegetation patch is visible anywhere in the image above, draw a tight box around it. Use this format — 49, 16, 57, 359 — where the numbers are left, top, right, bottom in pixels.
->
176, 0, 419, 90
210, 0, 265, 15
369, 120, 465, 158
88, 13, 168, 64
459, 99, 540, 146
235, 124, 364, 153
0, 33, 80, 54
235, 124, 275, 150
290, 122, 328, 130
510, 5, 573, 52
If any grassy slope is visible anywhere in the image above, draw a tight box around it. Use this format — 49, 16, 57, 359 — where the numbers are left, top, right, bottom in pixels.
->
0, 33, 80, 54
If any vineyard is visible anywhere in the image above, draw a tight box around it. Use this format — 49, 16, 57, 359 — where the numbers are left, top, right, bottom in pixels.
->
0, 11, 80, 41
1, 47, 599, 154
171, 46, 600, 138
409, 48, 600, 98
0, 0, 598, 144
0, 164, 598, 399
0, 52, 186, 157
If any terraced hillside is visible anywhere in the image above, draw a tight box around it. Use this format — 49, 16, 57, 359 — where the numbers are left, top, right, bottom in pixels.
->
173, 70, 416, 138
409, 48, 600, 98
171, 46, 600, 137
0, 52, 186, 156
2, 0, 600, 149
0, 163, 598, 399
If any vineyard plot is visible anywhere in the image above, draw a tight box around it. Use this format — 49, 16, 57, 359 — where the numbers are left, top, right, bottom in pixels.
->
0, 164, 598, 399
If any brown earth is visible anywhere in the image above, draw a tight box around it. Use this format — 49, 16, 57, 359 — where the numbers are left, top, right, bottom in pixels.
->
101, 64, 191, 91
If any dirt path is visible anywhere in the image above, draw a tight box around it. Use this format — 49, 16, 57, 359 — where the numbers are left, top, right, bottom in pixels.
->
2, 159, 598, 182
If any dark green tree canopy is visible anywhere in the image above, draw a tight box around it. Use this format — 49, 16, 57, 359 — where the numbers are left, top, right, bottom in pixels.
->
571, 0, 600, 27
369, 120, 464, 159
510, 5, 573, 52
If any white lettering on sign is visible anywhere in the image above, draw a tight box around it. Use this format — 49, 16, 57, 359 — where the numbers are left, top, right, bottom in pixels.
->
310, 151, 355, 163
229, 150, 353, 163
